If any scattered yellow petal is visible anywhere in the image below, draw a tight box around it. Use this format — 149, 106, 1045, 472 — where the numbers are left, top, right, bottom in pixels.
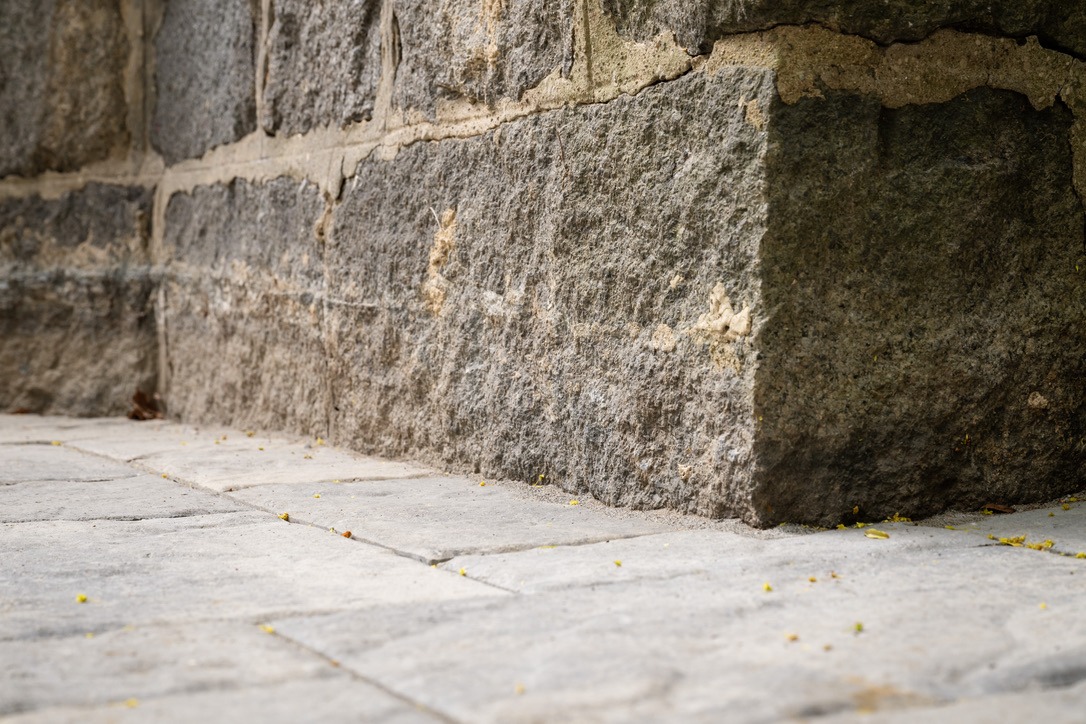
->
1039, 603, 1048, 610
1076, 552, 1086, 559
763, 582, 773, 592
245, 430, 255, 437
538, 474, 545, 481
1062, 504, 1071, 511
854, 622, 864, 633
316, 437, 326, 446
1049, 512, 1056, 517
830, 571, 840, 579
278, 512, 289, 521
76, 594, 88, 604
613, 560, 622, 567
330, 660, 341, 668
313, 493, 321, 499
85, 632, 94, 639
329, 527, 336, 533
885, 512, 912, 523
161, 473, 168, 479
836, 524, 847, 530
260, 624, 275, 634
852, 506, 859, 515
1068, 497, 1080, 503
303, 454, 313, 459
945, 525, 957, 530
808, 577, 817, 583
51, 440, 62, 446
258, 446, 264, 451
479, 481, 487, 487
987, 534, 998, 540
823, 644, 833, 652
214, 440, 220, 445
980, 509, 993, 515
864, 529, 890, 540
124, 699, 139, 709
855, 522, 867, 528
786, 633, 799, 642
515, 683, 526, 695
569, 499, 580, 506
459, 568, 467, 576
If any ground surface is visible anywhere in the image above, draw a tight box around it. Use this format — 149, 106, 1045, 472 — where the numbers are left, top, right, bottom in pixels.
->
1, 414, 1084, 723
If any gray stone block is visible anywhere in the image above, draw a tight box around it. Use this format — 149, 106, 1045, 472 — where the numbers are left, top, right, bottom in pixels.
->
162, 178, 329, 434
0, 0, 129, 177
391, 0, 574, 117
603, 1, 1086, 58
0, 185, 156, 416
152, 0, 257, 164
263, 0, 382, 135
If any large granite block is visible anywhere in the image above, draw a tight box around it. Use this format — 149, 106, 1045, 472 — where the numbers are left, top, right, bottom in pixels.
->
329, 67, 772, 516
603, 1, 1086, 57
162, 178, 329, 435
0, 0, 129, 178
263, 0, 382, 135
152, 0, 257, 164
320, 62, 1084, 526
0, 184, 155, 416
391, 0, 574, 117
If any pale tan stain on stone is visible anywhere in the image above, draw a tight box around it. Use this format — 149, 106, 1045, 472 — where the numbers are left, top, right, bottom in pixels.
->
651, 323, 677, 353
422, 207, 457, 315
690, 282, 751, 372
743, 98, 765, 130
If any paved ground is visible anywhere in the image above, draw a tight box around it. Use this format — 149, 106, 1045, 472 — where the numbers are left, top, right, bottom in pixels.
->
1, 415, 1085, 723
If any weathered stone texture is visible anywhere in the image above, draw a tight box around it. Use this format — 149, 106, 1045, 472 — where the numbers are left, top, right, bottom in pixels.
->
391, 0, 575, 117
263, 0, 382, 135
152, 0, 257, 164
0, 185, 156, 415
162, 178, 329, 436
752, 88, 1086, 526
0, 0, 129, 177
328, 68, 772, 517
603, 1, 1086, 57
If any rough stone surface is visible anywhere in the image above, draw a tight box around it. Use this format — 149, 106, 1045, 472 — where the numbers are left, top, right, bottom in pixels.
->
162, 177, 328, 436
263, 0, 382, 135
0, 0, 129, 178
328, 68, 772, 518
152, 0, 257, 163
603, 0, 1086, 58
391, 0, 575, 117
753, 88, 1086, 525
0, 185, 156, 416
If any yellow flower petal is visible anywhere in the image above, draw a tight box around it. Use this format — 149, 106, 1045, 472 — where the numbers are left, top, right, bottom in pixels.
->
76, 593, 88, 604
763, 582, 773, 592
260, 624, 275, 634
278, 512, 289, 521
864, 529, 890, 539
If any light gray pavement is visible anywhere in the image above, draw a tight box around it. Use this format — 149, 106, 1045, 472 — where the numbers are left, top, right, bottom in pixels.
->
1, 415, 1084, 722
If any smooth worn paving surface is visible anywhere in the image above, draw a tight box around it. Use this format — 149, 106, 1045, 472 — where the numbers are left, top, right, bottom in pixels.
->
1, 415, 1085, 722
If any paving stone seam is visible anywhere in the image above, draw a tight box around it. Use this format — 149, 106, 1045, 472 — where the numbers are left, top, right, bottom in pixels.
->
264, 627, 464, 724
0, 509, 245, 525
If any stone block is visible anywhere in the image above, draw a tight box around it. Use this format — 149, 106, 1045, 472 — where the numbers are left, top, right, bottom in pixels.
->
602, 0, 1086, 57
152, 0, 257, 164
0, 184, 156, 416
391, 0, 574, 117
263, 0, 382, 135
320, 58, 1084, 526
162, 178, 329, 434
0, 0, 129, 178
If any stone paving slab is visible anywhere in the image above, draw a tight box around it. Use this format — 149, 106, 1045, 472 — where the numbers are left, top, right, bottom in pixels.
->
0, 622, 335, 716
2, 414, 1084, 721
0, 511, 501, 641
0, 443, 140, 484
230, 476, 677, 563
134, 437, 433, 492
0, 474, 244, 523
272, 543, 1086, 722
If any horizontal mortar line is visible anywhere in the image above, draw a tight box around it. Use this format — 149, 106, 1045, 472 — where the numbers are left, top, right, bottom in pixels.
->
266, 629, 465, 724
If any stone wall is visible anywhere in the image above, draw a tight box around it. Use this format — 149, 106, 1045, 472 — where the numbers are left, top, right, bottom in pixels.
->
2, 0, 1084, 526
